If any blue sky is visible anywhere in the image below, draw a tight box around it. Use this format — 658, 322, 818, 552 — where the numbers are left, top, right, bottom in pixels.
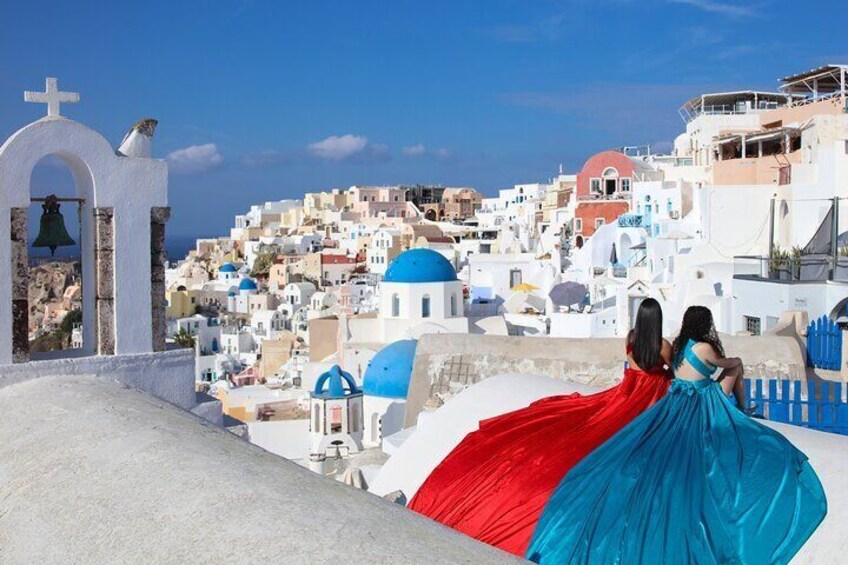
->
1, 0, 846, 236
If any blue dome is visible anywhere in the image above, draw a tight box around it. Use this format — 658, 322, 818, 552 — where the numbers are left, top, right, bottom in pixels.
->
238, 278, 258, 291
384, 248, 457, 283
363, 340, 418, 399
219, 263, 237, 273
313, 365, 360, 399
227, 290, 236, 297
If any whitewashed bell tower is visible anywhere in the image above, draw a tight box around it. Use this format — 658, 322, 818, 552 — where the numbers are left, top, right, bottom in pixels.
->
309, 365, 364, 473
0, 78, 170, 363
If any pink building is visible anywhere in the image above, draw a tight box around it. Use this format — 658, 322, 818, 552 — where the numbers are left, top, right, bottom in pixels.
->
349, 186, 419, 220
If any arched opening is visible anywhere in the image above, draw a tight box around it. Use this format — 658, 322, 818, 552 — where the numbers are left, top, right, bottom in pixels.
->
450, 294, 457, 316
25, 154, 96, 359
619, 233, 635, 266
421, 295, 431, 318
425, 209, 437, 221
330, 405, 343, 433
391, 293, 400, 317
601, 167, 619, 196
575, 235, 584, 249
350, 402, 360, 433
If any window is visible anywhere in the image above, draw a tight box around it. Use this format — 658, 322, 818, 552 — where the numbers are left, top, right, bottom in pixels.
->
667, 199, 673, 212
450, 294, 457, 316
391, 293, 400, 317
421, 295, 431, 318
506, 271, 524, 294
745, 316, 761, 336
313, 404, 321, 432
595, 218, 605, 229
620, 178, 631, 192
575, 218, 583, 232
590, 179, 601, 194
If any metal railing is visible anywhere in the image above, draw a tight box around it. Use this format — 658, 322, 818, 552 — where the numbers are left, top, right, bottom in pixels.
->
733, 255, 848, 282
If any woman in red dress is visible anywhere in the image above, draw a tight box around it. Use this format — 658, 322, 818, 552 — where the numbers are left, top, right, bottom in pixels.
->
408, 298, 673, 557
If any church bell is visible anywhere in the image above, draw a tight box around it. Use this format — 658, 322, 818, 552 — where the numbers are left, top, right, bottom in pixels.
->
33, 194, 76, 256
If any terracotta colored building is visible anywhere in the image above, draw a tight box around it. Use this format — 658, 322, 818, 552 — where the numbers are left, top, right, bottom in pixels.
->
573, 150, 653, 241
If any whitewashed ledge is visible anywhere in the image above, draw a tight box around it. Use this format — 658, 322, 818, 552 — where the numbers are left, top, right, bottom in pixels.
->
0, 373, 520, 564
0, 349, 197, 410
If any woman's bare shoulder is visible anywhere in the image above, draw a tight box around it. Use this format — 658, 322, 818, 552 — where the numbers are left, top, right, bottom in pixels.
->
693, 341, 719, 359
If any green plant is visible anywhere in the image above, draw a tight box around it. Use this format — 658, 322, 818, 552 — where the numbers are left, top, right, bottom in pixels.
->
173, 328, 196, 349
59, 308, 82, 334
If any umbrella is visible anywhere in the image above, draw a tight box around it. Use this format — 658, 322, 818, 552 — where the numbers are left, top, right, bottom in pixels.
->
548, 281, 589, 307
511, 282, 539, 292
609, 243, 618, 265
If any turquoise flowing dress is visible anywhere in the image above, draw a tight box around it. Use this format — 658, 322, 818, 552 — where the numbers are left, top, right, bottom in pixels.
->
527, 340, 827, 565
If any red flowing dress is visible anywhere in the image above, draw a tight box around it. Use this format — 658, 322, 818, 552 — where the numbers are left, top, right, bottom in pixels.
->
408, 351, 671, 557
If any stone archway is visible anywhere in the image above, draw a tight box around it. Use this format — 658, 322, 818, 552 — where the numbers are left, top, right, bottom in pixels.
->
0, 81, 169, 364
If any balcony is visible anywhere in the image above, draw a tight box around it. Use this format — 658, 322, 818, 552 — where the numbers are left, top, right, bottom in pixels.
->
617, 214, 644, 228
734, 254, 848, 283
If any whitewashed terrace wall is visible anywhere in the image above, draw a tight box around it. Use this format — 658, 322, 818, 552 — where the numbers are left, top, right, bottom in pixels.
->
0, 349, 196, 410
405, 333, 806, 427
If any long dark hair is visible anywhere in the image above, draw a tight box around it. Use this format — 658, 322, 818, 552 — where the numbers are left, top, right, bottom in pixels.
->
672, 305, 725, 368
628, 298, 663, 370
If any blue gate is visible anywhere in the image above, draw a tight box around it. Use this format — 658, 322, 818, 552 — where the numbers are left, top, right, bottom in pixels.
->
745, 378, 848, 435
806, 315, 841, 370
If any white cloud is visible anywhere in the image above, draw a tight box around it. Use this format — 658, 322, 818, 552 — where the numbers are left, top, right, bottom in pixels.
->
667, 0, 759, 18
308, 134, 369, 161
402, 143, 427, 156
433, 147, 451, 159
166, 143, 223, 174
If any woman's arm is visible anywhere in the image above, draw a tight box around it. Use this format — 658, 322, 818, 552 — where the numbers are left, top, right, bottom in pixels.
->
660, 339, 673, 366
699, 344, 742, 369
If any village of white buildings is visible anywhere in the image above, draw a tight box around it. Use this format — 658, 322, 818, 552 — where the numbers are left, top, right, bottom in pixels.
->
4, 66, 848, 562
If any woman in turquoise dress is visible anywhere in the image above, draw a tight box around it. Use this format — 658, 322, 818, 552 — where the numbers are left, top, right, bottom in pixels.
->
527, 306, 827, 564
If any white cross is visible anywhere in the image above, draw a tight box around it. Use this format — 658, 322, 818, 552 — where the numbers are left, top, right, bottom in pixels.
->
24, 77, 79, 118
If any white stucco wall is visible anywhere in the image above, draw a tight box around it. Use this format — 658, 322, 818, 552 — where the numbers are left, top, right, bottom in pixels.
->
0, 373, 517, 563
0, 349, 195, 410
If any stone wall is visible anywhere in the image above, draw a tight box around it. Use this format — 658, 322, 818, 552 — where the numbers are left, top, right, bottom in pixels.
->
94, 207, 115, 355
404, 333, 806, 427
150, 207, 170, 351
10, 208, 28, 362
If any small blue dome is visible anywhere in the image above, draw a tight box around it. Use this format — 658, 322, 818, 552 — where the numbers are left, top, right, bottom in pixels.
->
227, 290, 236, 297
219, 263, 237, 273
313, 365, 360, 399
238, 278, 258, 291
363, 340, 418, 399
384, 248, 457, 283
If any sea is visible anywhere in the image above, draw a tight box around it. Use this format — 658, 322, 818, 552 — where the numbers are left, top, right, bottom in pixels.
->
27, 234, 213, 266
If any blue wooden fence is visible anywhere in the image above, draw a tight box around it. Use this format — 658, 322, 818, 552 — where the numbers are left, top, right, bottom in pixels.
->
806, 315, 841, 370
745, 378, 848, 435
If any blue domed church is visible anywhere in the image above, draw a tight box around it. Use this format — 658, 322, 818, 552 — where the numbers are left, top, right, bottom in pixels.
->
362, 339, 418, 446
377, 248, 468, 342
